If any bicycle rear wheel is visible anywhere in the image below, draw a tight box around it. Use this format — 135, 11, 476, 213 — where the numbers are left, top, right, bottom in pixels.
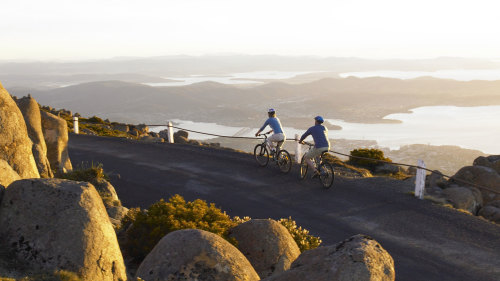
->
277, 150, 292, 173
319, 163, 334, 189
299, 155, 308, 179
254, 144, 269, 167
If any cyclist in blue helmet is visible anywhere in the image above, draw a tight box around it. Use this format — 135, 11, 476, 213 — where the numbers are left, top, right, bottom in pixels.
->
299, 116, 331, 177
255, 108, 286, 154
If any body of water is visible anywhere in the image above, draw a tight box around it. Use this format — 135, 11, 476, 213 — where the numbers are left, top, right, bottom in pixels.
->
144, 71, 319, 87
340, 69, 500, 81
151, 106, 500, 154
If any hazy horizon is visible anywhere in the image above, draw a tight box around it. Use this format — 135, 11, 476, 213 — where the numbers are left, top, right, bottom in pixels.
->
2, 0, 500, 61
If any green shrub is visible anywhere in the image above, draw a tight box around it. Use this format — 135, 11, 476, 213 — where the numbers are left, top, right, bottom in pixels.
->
58, 162, 109, 183
278, 217, 322, 252
348, 148, 392, 171
87, 116, 106, 124
122, 195, 238, 261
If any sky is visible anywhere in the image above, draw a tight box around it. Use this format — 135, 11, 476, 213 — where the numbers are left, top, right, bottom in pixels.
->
2, 0, 500, 61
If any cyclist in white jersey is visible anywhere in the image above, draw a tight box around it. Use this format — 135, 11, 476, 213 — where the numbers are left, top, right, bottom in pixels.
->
255, 108, 286, 154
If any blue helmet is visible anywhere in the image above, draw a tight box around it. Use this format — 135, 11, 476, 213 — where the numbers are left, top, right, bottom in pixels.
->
268, 108, 276, 113
314, 116, 324, 123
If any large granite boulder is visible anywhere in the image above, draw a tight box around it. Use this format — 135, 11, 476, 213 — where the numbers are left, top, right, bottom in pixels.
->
473, 155, 500, 174
16, 96, 53, 178
451, 166, 500, 203
442, 185, 483, 214
0, 179, 127, 281
174, 130, 189, 143
263, 234, 395, 281
0, 83, 40, 179
478, 201, 500, 224
158, 129, 169, 140
425, 170, 448, 189
40, 111, 73, 173
107, 205, 129, 229
136, 229, 260, 281
93, 178, 120, 204
0, 159, 20, 188
229, 219, 300, 278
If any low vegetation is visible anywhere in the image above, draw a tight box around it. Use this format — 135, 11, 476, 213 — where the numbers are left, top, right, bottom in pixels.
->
278, 217, 322, 252
348, 148, 392, 171
58, 162, 109, 183
122, 195, 239, 261
58, 163, 120, 206
120, 194, 322, 262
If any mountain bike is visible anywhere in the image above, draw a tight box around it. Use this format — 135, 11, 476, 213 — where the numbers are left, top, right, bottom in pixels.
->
254, 133, 292, 173
299, 142, 334, 188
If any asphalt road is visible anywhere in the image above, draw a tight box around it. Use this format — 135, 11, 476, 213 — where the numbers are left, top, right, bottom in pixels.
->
69, 134, 500, 281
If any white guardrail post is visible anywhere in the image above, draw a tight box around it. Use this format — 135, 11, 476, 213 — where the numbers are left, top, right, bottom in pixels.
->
73, 116, 79, 134
415, 159, 426, 199
167, 121, 174, 143
295, 134, 302, 163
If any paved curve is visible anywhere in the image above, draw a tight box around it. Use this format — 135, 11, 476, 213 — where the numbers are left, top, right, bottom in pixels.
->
69, 134, 500, 281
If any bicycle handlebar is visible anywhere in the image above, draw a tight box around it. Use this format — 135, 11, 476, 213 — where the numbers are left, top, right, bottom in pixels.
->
301, 141, 314, 146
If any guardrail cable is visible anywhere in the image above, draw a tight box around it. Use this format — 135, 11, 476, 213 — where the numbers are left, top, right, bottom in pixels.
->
146, 124, 499, 194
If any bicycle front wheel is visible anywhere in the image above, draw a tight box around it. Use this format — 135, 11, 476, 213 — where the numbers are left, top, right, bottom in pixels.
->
319, 163, 334, 189
299, 155, 308, 179
254, 144, 269, 167
277, 150, 292, 174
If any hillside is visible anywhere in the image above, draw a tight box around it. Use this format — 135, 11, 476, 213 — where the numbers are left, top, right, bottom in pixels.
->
13, 76, 500, 127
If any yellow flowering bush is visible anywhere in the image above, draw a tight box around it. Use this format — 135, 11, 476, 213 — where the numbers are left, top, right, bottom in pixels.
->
278, 217, 322, 252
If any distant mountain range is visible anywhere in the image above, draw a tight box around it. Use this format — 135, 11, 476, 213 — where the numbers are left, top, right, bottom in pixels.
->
1, 54, 499, 88
10, 76, 500, 127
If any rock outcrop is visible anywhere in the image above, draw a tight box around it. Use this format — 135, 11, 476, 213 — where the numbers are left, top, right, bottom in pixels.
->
112, 123, 129, 133
0, 83, 40, 179
16, 96, 53, 178
451, 166, 500, 203
93, 178, 120, 203
40, 111, 73, 173
473, 155, 500, 174
136, 124, 149, 134
107, 205, 129, 229
229, 219, 300, 278
442, 185, 483, 214
0, 179, 127, 281
91, 178, 127, 229
174, 130, 189, 143
0, 159, 20, 188
479, 200, 500, 224
263, 234, 395, 281
136, 229, 260, 281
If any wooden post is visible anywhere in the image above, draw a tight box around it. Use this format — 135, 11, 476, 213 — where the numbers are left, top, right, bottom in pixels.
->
415, 159, 426, 199
73, 116, 79, 134
167, 121, 174, 143
295, 134, 302, 163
